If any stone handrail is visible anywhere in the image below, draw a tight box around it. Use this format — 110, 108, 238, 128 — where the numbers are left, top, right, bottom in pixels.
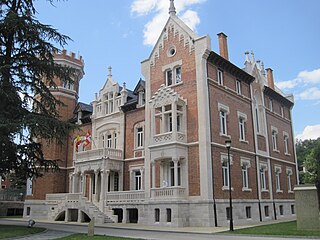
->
153, 132, 186, 144
151, 186, 186, 200
76, 148, 123, 162
106, 190, 146, 203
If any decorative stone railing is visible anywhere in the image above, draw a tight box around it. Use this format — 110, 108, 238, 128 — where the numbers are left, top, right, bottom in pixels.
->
106, 191, 146, 204
153, 132, 186, 144
46, 193, 83, 201
76, 148, 123, 162
151, 186, 187, 200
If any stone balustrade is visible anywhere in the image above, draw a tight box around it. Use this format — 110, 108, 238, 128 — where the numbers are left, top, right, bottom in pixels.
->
151, 186, 186, 200
76, 148, 123, 162
153, 132, 186, 144
106, 191, 146, 204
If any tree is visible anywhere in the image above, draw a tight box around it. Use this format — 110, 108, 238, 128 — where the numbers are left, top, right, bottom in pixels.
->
0, 0, 75, 179
297, 138, 320, 209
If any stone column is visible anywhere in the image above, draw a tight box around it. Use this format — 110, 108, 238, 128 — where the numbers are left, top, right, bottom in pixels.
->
77, 209, 82, 223
122, 208, 127, 223
64, 209, 69, 222
140, 168, 144, 190
130, 170, 134, 190
172, 102, 177, 137
100, 170, 105, 203
151, 162, 155, 188
82, 173, 86, 196
69, 174, 73, 193
173, 158, 179, 187
161, 105, 165, 133
95, 170, 99, 202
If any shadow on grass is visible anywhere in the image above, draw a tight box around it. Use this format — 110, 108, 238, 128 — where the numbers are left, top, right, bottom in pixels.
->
56, 234, 145, 240
224, 221, 320, 237
0, 225, 46, 239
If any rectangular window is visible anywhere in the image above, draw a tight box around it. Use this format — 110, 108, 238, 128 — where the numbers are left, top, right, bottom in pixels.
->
287, 172, 292, 192
291, 205, 295, 214
166, 208, 172, 222
166, 70, 173, 86
222, 161, 229, 188
135, 171, 141, 190
107, 134, 112, 148
264, 206, 269, 217
255, 108, 260, 133
260, 168, 267, 191
246, 206, 251, 219
281, 106, 284, 117
218, 69, 224, 85
239, 117, 245, 141
114, 133, 117, 149
269, 99, 273, 112
155, 208, 160, 222
284, 135, 289, 154
175, 67, 181, 83
275, 170, 281, 192
236, 80, 241, 94
226, 207, 231, 220
137, 127, 143, 148
220, 110, 227, 135
279, 205, 284, 215
272, 130, 278, 151
242, 165, 249, 189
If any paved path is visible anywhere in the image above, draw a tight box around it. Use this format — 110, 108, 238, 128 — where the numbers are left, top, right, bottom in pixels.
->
9, 229, 73, 240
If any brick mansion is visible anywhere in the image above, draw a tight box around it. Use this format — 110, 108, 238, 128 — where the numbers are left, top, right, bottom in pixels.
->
24, 0, 298, 227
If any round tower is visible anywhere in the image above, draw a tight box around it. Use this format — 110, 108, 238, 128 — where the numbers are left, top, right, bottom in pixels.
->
28, 50, 85, 200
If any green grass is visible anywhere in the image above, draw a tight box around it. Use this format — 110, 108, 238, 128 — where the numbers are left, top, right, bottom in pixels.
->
57, 234, 143, 240
0, 225, 46, 239
230, 221, 320, 237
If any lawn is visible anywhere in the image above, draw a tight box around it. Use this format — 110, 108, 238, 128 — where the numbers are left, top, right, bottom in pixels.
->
0, 225, 46, 239
230, 221, 320, 237
57, 234, 143, 240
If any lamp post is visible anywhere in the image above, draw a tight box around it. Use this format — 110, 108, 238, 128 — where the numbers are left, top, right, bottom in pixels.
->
225, 139, 233, 231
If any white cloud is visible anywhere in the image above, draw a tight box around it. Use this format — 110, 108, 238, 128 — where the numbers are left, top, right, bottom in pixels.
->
298, 87, 320, 100
278, 68, 320, 91
296, 125, 320, 141
131, 0, 206, 46
276, 79, 300, 90
298, 68, 320, 84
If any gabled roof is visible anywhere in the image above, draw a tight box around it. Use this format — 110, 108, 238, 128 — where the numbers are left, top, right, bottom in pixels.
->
133, 79, 145, 94
74, 102, 93, 114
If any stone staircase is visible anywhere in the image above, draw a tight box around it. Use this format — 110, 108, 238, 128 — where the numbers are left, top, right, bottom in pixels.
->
47, 193, 117, 224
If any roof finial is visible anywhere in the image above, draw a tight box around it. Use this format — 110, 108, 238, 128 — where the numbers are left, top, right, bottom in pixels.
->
169, 0, 176, 16
108, 66, 112, 78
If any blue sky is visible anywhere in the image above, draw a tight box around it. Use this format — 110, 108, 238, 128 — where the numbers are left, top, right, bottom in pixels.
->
34, 0, 320, 140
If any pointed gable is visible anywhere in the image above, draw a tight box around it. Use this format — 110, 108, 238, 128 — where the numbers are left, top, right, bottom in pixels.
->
151, 84, 187, 108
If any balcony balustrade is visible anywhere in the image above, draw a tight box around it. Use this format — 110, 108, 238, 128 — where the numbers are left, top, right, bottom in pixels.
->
153, 132, 186, 145
106, 190, 146, 204
76, 148, 123, 162
151, 186, 187, 200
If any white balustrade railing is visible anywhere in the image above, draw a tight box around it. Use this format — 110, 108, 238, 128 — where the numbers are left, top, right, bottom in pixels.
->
153, 132, 186, 144
46, 193, 83, 201
106, 191, 146, 203
151, 186, 186, 200
76, 148, 123, 162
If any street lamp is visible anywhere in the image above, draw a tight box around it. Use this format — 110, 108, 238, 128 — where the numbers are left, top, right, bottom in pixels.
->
225, 139, 233, 231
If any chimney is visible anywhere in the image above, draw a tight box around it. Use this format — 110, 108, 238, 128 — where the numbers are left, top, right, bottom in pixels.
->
266, 68, 275, 89
217, 32, 229, 60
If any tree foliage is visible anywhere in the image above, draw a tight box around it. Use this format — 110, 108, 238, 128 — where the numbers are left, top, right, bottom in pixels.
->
296, 138, 320, 209
0, 0, 75, 179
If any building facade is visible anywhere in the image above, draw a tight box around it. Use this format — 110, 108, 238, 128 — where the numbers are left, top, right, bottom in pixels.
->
24, 0, 298, 227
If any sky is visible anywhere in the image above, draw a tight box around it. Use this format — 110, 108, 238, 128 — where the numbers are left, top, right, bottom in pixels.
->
34, 0, 320, 141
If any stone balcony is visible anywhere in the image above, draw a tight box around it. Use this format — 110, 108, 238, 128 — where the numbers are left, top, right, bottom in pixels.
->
151, 186, 187, 200
153, 132, 186, 145
106, 191, 146, 204
76, 148, 123, 162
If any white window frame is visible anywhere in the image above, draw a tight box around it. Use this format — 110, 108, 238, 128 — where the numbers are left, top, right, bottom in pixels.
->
134, 170, 142, 190
275, 166, 282, 193
271, 126, 279, 152
283, 132, 290, 155
218, 69, 224, 86
138, 91, 145, 106
236, 80, 241, 95
107, 134, 112, 148
162, 60, 183, 87
269, 99, 273, 112
218, 103, 230, 137
241, 157, 251, 191
221, 153, 233, 190
237, 111, 248, 142
286, 168, 293, 193
135, 123, 144, 149
260, 163, 268, 192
